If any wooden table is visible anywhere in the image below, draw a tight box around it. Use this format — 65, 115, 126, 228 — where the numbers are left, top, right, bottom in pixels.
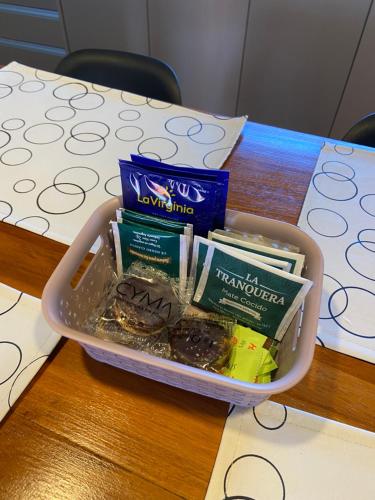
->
0, 121, 374, 499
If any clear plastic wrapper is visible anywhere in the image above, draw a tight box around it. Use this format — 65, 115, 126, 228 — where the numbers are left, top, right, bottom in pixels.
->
168, 311, 235, 372
84, 262, 191, 355
209, 230, 304, 275
215, 228, 300, 253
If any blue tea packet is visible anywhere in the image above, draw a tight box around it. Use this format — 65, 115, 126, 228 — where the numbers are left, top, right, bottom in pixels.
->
119, 157, 229, 235
129, 155, 229, 229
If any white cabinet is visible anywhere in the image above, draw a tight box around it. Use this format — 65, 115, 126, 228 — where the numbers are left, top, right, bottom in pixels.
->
237, 0, 372, 136
148, 0, 249, 115
330, 3, 375, 139
0, 1, 67, 70
60, 0, 148, 56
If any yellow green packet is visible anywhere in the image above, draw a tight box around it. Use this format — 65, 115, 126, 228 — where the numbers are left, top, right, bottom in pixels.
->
223, 324, 278, 384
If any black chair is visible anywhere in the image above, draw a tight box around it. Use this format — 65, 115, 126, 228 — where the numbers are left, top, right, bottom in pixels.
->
55, 49, 181, 105
342, 113, 375, 147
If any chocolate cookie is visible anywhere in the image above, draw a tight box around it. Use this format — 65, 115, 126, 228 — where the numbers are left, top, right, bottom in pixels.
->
112, 275, 180, 336
169, 318, 232, 371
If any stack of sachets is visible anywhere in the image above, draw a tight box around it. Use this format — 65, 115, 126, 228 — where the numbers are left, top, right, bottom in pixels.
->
84, 155, 313, 385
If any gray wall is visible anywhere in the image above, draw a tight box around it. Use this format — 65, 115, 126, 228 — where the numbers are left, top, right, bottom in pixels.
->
61, 0, 148, 56
0, 0, 66, 70
237, 0, 372, 137
149, 0, 249, 116
330, 3, 375, 138
1, 0, 374, 138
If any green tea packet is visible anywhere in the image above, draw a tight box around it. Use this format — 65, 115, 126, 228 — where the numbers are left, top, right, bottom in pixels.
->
209, 230, 305, 275
223, 324, 278, 383
191, 236, 290, 289
116, 208, 193, 236
112, 220, 188, 285
117, 207, 193, 253
192, 240, 312, 340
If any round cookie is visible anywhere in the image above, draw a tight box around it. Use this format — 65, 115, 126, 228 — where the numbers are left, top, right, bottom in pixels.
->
169, 318, 232, 371
114, 275, 180, 336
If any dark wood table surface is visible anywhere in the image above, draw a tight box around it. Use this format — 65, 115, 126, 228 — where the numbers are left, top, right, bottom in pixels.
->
0, 121, 374, 499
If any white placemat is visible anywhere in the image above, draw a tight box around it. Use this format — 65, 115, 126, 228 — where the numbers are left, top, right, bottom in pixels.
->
298, 142, 375, 363
0, 283, 60, 421
0, 62, 246, 245
206, 400, 375, 500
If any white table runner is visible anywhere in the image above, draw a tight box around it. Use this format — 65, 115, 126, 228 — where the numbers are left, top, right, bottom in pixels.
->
206, 400, 375, 500
0, 283, 60, 421
0, 62, 246, 245
298, 142, 375, 363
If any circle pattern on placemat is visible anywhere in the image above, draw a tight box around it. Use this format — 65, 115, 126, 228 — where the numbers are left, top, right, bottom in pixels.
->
0, 289, 22, 316
316, 336, 326, 347
203, 147, 231, 168
45, 106, 76, 122
69, 92, 104, 110
306, 208, 348, 237
2, 118, 25, 130
321, 161, 355, 181
24, 123, 64, 145
104, 175, 121, 196
252, 405, 287, 430
345, 240, 375, 281
19, 81, 45, 93
137, 137, 178, 161
0, 71, 24, 87
0, 130, 11, 149
312, 171, 358, 201
224, 454, 285, 500
37, 183, 86, 215
15, 216, 50, 235
165, 116, 202, 136
121, 92, 147, 106
115, 126, 144, 142
320, 274, 348, 320
228, 404, 235, 417
0, 342, 22, 385
71, 121, 110, 140
174, 162, 195, 168
359, 193, 375, 217
53, 82, 88, 100
357, 229, 375, 252
1, 148, 32, 166
147, 98, 173, 109
35, 69, 61, 81
92, 83, 111, 92
53, 166, 99, 194
0, 84, 12, 99
212, 114, 231, 120
64, 134, 106, 155
118, 109, 141, 121
0, 200, 13, 221
8, 355, 48, 408
334, 144, 354, 155
13, 178, 36, 193
187, 123, 225, 144
328, 287, 375, 338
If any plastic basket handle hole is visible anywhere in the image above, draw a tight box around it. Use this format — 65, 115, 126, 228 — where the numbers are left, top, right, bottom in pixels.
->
70, 251, 94, 289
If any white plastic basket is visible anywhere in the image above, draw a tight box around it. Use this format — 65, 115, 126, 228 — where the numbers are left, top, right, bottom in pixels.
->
42, 197, 323, 407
